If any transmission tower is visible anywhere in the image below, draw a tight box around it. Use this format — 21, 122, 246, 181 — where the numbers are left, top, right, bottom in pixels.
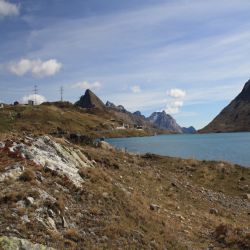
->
60, 86, 64, 102
33, 85, 38, 105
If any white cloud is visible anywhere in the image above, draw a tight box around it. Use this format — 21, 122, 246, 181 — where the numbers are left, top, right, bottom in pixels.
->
9, 59, 62, 77
131, 85, 141, 93
165, 100, 183, 114
70, 81, 101, 90
0, 0, 19, 17
167, 88, 186, 98
21, 94, 46, 105
164, 88, 186, 114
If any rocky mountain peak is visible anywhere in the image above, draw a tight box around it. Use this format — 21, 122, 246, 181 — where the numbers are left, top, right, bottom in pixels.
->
200, 79, 250, 133
75, 89, 105, 109
236, 79, 250, 101
148, 111, 183, 133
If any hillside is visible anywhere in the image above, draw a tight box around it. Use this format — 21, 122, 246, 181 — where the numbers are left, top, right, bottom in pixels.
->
0, 102, 161, 139
0, 135, 249, 249
200, 80, 250, 133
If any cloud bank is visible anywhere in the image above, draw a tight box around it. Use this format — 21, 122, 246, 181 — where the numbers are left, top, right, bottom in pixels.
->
21, 94, 46, 105
9, 59, 62, 77
0, 0, 19, 17
70, 81, 101, 90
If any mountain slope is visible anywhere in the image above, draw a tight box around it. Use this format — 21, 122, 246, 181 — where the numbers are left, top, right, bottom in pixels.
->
200, 80, 250, 133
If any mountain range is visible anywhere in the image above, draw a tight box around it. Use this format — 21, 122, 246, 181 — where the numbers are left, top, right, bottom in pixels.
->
200, 79, 250, 133
75, 89, 196, 134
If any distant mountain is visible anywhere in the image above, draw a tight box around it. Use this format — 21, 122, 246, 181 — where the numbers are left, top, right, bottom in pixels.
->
105, 101, 116, 109
75, 90, 195, 134
182, 126, 196, 134
75, 89, 105, 109
148, 111, 183, 133
133, 111, 146, 119
200, 80, 250, 133
105, 101, 127, 112
148, 111, 196, 134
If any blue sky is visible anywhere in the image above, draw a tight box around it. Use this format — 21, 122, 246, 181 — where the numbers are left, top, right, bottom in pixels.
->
1, 0, 250, 129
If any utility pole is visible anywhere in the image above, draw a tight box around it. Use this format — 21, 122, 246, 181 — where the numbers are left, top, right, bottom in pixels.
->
60, 86, 64, 102
33, 85, 38, 105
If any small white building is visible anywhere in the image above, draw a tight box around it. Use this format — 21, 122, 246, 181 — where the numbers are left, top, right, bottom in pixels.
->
28, 100, 34, 106
116, 123, 127, 130
0, 103, 4, 109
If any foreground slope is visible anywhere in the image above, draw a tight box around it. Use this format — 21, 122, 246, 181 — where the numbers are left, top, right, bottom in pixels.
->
0, 135, 249, 249
200, 80, 250, 133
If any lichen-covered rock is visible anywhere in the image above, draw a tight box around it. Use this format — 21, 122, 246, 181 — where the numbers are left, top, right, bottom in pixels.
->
0, 163, 24, 182
0, 141, 5, 148
8, 136, 95, 187
98, 141, 114, 150
0, 236, 55, 250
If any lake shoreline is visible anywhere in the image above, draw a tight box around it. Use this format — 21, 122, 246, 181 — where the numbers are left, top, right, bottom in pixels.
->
107, 132, 250, 167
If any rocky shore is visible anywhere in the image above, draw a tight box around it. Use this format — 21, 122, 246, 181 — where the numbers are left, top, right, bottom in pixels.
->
0, 135, 249, 249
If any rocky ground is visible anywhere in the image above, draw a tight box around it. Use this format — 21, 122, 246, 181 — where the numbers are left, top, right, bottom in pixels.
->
0, 135, 249, 250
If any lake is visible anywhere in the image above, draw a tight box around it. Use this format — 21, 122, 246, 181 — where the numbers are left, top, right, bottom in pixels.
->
107, 132, 250, 167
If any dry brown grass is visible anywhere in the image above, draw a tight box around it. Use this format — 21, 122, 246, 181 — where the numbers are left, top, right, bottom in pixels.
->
64, 228, 79, 242
214, 224, 250, 249
19, 169, 36, 182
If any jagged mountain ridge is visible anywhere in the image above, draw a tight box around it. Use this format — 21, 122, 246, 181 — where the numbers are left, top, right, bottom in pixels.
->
70, 89, 195, 134
200, 79, 250, 133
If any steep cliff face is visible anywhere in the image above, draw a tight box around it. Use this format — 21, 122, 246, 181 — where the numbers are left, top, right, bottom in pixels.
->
148, 111, 183, 133
75, 89, 105, 109
200, 80, 250, 133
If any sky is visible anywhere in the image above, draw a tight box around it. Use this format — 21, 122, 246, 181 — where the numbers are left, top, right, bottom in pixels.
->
1, 0, 250, 129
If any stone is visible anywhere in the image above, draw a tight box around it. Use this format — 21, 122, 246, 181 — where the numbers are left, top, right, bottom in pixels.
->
0, 236, 55, 250
16, 200, 26, 208
47, 217, 57, 230
21, 215, 30, 223
244, 193, 250, 201
48, 209, 56, 218
150, 204, 160, 211
102, 192, 109, 198
62, 216, 68, 228
25, 197, 34, 205
0, 163, 24, 182
98, 141, 114, 150
209, 208, 219, 215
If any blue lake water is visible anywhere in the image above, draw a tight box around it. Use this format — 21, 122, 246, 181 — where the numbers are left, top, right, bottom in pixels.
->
107, 132, 250, 167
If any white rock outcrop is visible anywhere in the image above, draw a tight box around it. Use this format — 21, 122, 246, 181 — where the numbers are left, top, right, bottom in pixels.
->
8, 136, 95, 187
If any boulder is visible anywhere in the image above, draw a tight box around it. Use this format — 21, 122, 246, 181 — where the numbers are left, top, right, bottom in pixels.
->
98, 141, 113, 150
244, 193, 250, 201
150, 204, 161, 211
0, 236, 55, 250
